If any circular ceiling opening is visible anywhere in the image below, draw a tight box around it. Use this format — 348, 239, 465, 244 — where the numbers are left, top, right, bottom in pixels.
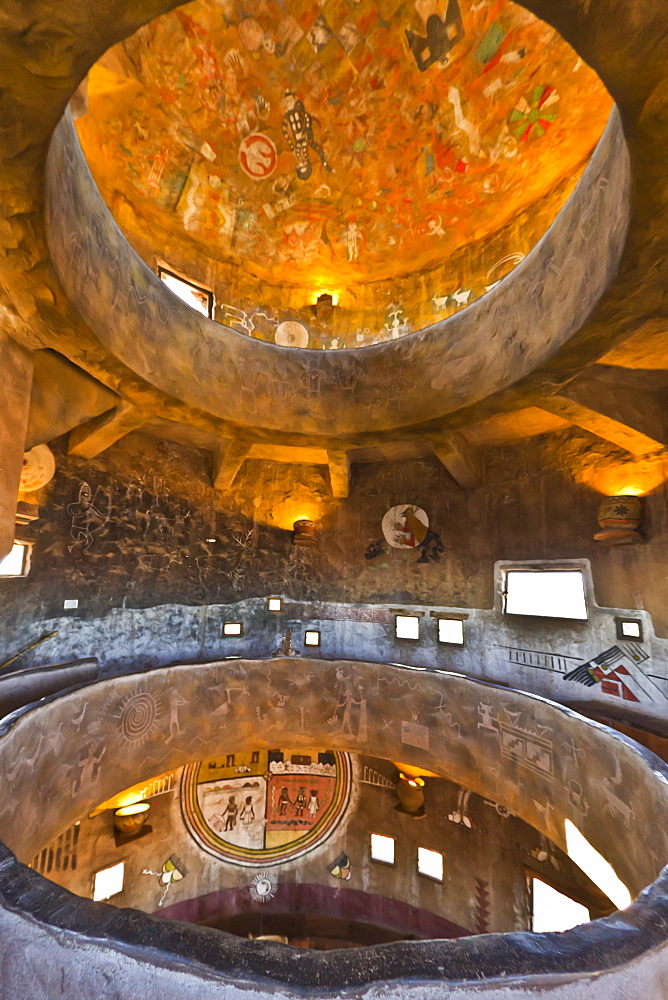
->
76, 0, 612, 349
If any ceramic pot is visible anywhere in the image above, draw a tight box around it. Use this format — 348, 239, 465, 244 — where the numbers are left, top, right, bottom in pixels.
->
293, 519, 316, 545
597, 495, 642, 530
114, 802, 150, 834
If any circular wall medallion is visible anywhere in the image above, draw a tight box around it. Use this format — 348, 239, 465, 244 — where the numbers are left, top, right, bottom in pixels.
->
181, 749, 352, 867
381, 504, 429, 549
238, 133, 277, 180
19, 444, 56, 493
275, 320, 309, 348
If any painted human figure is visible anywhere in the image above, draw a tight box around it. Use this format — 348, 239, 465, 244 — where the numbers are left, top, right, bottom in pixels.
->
240, 795, 255, 826
405, 0, 464, 72
165, 688, 188, 744
307, 789, 320, 818
67, 482, 111, 554
278, 786, 292, 815
282, 91, 332, 180
294, 787, 307, 816
220, 795, 239, 831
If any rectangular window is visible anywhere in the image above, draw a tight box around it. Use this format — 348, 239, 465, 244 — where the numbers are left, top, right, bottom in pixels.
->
438, 618, 464, 645
223, 622, 243, 636
531, 878, 589, 932
564, 819, 630, 910
304, 630, 320, 647
158, 266, 213, 318
504, 570, 587, 621
616, 618, 643, 641
370, 833, 395, 865
92, 861, 125, 901
417, 847, 443, 881
0, 541, 31, 578
395, 614, 420, 640
267, 597, 282, 612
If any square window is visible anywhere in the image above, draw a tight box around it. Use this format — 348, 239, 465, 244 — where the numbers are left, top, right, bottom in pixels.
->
396, 614, 420, 640
504, 570, 587, 621
304, 630, 320, 647
0, 542, 30, 578
158, 266, 213, 318
417, 847, 443, 881
370, 833, 395, 864
438, 618, 464, 644
63, 598, 79, 610
223, 622, 243, 636
92, 861, 125, 901
616, 618, 643, 641
267, 597, 282, 612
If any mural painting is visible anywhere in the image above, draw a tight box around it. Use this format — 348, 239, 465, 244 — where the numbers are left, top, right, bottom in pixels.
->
75, 0, 612, 346
366, 504, 444, 564
181, 748, 352, 866
562, 643, 665, 704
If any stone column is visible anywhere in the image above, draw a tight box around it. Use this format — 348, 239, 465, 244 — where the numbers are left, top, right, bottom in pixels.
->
0, 336, 33, 560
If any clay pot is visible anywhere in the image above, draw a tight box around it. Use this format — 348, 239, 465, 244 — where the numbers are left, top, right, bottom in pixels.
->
595, 495, 643, 546
114, 802, 150, 834
293, 519, 316, 545
395, 774, 425, 816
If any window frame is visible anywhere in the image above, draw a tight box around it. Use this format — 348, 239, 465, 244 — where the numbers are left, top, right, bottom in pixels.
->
0, 540, 32, 579
157, 265, 214, 319
222, 621, 244, 637
500, 564, 589, 622
417, 846, 444, 882
370, 833, 395, 866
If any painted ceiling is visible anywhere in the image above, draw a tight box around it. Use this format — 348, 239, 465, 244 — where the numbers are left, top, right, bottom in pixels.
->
77, 0, 612, 347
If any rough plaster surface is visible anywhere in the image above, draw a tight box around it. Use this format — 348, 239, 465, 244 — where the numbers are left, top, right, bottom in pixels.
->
0, 335, 33, 559
45, 110, 630, 438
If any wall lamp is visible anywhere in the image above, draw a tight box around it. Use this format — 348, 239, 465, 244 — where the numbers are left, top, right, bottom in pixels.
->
293, 518, 316, 546
395, 773, 426, 818
594, 495, 643, 546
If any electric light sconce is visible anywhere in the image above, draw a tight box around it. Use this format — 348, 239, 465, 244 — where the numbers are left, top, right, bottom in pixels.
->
395, 772, 426, 817
293, 518, 316, 546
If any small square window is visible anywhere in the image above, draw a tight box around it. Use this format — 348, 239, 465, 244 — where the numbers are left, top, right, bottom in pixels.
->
92, 861, 125, 901
63, 598, 79, 610
0, 542, 31, 578
417, 847, 443, 881
304, 630, 320, 647
223, 622, 243, 636
370, 833, 395, 864
267, 597, 282, 612
616, 618, 643, 642
158, 266, 213, 318
438, 619, 464, 645
396, 614, 420, 640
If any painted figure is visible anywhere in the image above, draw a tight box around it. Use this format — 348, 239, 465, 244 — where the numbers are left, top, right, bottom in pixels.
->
294, 786, 307, 816
282, 91, 332, 180
219, 795, 239, 831
278, 786, 292, 815
308, 789, 320, 818
406, 0, 464, 72
240, 795, 256, 826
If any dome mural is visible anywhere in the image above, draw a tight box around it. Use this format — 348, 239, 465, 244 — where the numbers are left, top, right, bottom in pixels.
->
77, 0, 612, 346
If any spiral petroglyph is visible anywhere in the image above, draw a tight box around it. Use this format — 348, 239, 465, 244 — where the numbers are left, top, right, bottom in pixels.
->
112, 689, 162, 746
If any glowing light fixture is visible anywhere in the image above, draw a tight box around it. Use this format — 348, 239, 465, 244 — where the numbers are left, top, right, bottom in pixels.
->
113, 801, 150, 835
396, 772, 426, 816
595, 495, 643, 546
293, 518, 316, 545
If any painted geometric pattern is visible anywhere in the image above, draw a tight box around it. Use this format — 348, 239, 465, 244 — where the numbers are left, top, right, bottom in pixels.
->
181, 748, 351, 866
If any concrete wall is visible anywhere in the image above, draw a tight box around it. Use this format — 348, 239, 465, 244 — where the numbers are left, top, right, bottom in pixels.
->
2, 434, 668, 731
37, 755, 602, 939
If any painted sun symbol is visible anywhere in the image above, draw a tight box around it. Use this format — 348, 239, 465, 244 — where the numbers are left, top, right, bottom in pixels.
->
249, 871, 278, 903
112, 687, 162, 747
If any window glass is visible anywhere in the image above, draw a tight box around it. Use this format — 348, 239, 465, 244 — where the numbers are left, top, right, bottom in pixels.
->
417, 847, 443, 880
531, 878, 589, 932
438, 619, 464, 644
158, 267, 213, 317
92, 861, 125, 901
370, 833, 395, 864
505, 570, 587, 620
396, 614, 420, 640
0, 542, 29, 577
